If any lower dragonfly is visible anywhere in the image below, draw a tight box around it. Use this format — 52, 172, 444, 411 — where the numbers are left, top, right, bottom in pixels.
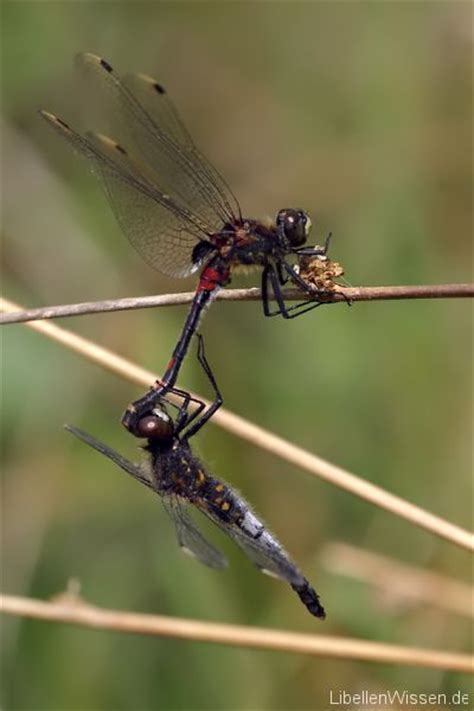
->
65, 335, 326, 619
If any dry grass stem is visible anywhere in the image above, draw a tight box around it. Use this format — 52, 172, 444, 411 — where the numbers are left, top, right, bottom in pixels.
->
1, 593, 472, 672
1, 297, 472, 552
322, 543, 474, 619
1, 283, 473, 325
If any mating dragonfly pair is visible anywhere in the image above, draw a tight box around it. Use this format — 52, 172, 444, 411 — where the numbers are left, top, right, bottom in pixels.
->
43, 53, 345, 618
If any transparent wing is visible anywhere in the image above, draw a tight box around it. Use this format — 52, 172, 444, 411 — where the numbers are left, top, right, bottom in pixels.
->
121, 71, 241, 225
123, 74, 194, 147
65, 425, 226, 568
202, 501, 325, 618
201, 499, 290, 582
202, 501, 303, 584
162, 496, 228, 570
76, 52, 241, 231
64, 424, 154, 489
41, 111, 210, 277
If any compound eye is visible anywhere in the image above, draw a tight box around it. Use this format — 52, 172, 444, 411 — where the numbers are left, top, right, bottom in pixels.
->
277, 208, 311, 247
136, 414, 174, 440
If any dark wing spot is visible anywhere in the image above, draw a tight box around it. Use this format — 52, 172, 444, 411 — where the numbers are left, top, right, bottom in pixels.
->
56, 116, 71, 130
153, 81, 166, 95
40, 111, 71, 131
100, 58, 113, 73
114, 143, 127, 155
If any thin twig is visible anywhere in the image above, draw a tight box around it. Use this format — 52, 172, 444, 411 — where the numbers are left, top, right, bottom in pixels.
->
1, 283, 473, 325
1, 297, 472, 552
321, 543, 474, 619
1, 593, 472, 672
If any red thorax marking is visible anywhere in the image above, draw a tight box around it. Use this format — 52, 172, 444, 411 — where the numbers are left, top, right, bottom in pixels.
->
197, 265, 230, 292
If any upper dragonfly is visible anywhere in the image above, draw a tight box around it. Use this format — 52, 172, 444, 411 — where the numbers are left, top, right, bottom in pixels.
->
41, 53, 332, 438
65, 335, 326, 619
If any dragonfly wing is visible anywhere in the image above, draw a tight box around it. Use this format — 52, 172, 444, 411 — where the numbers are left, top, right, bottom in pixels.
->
122, 72, 241, 225
65, 424, 154, 490
65, 427, 226, 565
202, 504, 326, 618
203, 504, 301, 583
76, 53, 240, 231
41, 111, 208, 277
162, 496, 228, 570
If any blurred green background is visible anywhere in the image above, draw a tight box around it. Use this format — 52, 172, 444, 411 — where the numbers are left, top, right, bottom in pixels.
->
1, 2, 472, 710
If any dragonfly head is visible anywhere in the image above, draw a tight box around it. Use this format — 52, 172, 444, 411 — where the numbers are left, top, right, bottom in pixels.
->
276, 208, 312, 249
136, 407, 175, 441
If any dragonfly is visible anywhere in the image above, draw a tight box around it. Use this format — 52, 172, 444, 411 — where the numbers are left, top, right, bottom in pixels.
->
41, 52, 334, 439
65, 334, 326, 619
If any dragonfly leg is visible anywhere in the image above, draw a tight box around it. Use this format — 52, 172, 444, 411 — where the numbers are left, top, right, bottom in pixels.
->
123, 334, 221, 440
262, 263, 325, 319
261, 264, 293, 318
180, 333, 222, 440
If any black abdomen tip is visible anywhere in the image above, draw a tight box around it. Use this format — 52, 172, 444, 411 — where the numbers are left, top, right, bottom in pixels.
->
293, 582, 326, 619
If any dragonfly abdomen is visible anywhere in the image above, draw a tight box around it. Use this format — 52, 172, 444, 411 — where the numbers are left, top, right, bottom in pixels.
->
199, 479, 237, 521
